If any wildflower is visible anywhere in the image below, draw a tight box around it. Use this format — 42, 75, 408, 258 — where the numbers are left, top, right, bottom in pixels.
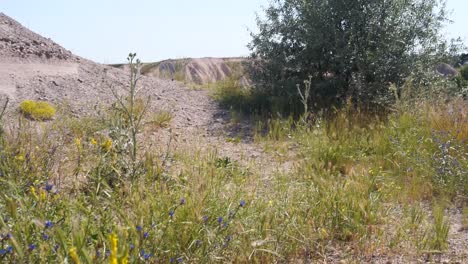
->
177, 257, 183, 262
202, 216, 208, 223
217, 217, 223, 224
195, 240, 201, 247
105, 249, 110, 257
53, 244, 59, 252
28, 244, 36, 251
136, 225, 142, 232
129, 244, 135, 251
42, 234, 49, 240
0, 249, 6, 256
69, 247, 81, 264
179, 197, 186, 205
45, 183, 54, 192
143, 232, 149, 239
144, 253, 152, 260
109, 233, 118, 264
6, 246, 13, 253
30, 186, 39, 200
90, 138, 97, 145
102, 138, 112, 151
40, 190, 47, 201
45, 220, 54, 228
239, 200, 246, 207
169, 211, 175, 218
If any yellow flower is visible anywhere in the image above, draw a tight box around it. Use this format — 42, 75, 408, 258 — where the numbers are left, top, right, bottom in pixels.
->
40, 190, 47, 201
15, 155, 25, 161
102, 139, 113, 152
75, 137, 81, 147
109, 233, 118, 264
69, 247, 81, 264
90, 138, 97, 145
30, 186, 39, 200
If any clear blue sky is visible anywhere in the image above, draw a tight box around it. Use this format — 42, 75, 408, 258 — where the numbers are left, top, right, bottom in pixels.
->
1, 0, 467, 63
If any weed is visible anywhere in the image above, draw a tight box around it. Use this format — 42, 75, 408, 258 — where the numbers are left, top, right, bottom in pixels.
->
19, 100, 56, 120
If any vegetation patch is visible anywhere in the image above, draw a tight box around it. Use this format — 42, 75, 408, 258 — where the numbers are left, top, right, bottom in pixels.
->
19, 100, 56, 120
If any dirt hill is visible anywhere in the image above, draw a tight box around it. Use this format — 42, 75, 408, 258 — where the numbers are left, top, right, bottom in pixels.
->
0, 13, 223, 131
112, 57, 251, 86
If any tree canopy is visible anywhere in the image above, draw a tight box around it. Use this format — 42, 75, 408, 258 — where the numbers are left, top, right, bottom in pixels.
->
249, 0, 458, 112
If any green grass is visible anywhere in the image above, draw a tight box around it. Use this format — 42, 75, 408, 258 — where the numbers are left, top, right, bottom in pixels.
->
1, 73, 467, 262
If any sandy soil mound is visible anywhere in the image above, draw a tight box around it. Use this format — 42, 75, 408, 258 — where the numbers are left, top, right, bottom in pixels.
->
0, 13, 221, 131
113, 57, 251, 86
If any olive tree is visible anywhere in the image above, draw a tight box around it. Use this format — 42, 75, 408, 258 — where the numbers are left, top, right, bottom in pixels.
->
249, 0, 458, 112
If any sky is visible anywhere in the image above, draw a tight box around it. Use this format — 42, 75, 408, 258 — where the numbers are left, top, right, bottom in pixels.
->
1, 0, 467, 64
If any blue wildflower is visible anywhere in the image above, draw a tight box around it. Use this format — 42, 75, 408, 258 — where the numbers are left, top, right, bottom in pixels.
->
28, 244, 36, 251
6, 246, 13, 253
170, 257, 175, 263
45, 183, 53, 192
180, 197, 186, 205
144, 253, 152, 260
177, 257, 183, 262
240, 200, 246, 207
217, 217, 223, 224
0, 249, 6, 256
136, 225, 142, 232
169, 211, 175, 218
143, 232, 149, 239
202, 216, 209, 222
42, 234, 49, 240
45, 220, 53, 228
129, 244, 135, 250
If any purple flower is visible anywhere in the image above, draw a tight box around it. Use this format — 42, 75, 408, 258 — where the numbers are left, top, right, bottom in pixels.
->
42, 234, 49, 240
6, 246, 13, 253
129, 244, 135, 250
177, 257, 183, 263
45, 183, 53, 192
143, 232, 149, 239
0, 249, 6, 256
169, 211, 175, 218
105, 249, 110, 257
217, 217, 223, 224
239, 200, 246, 207
202, 216, 209, 222
144, 253, 152, 260
180, 198, 186, 205
28, 244, 36, 251
53, 244, 59, 252
45, 220, 53, 228
136, 225, 142, 232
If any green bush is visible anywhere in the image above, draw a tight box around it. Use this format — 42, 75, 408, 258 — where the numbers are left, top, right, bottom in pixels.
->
460, 65, 468, 80
19, 100, 56, 120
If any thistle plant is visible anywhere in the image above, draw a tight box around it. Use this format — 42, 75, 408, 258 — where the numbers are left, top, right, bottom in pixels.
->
109, 53, 150, 180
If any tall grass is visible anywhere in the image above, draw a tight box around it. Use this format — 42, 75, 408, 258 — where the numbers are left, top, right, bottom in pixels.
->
0, 60, 466, 263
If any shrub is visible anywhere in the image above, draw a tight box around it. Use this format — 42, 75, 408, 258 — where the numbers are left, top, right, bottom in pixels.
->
19, 100, 56, 120
460, 65, 468, 81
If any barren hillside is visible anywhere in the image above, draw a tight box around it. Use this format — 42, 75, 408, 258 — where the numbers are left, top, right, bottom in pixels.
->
0, 13, 223, 131
112, 57, 251, 86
